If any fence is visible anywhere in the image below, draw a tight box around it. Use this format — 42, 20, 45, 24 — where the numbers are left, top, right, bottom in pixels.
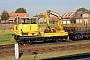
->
0, 23, 14, 30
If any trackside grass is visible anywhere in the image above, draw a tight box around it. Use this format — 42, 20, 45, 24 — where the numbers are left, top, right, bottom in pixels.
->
0, 30, 17, 45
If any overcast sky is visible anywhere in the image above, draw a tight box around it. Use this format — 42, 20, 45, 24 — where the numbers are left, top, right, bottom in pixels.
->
0, 0, 90, 17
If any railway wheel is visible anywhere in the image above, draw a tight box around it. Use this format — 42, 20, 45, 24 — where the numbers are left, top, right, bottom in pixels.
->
27, 40, 32, 44
58, 39, 62, 42
52, 38, 56, 42
75, 34, 83, 40
17, 40, 24, 45
14, 35, 19, 40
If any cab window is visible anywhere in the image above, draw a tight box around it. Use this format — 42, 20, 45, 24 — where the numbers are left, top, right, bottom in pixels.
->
31, 18, 37, 24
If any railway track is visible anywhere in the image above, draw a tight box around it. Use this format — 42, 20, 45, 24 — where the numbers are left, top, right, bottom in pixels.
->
0, 40, 90, 57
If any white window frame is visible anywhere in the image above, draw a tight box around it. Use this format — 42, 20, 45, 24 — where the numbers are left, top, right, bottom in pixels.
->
80, 19, 82, 23
86, 14, 89, 17
63, 21, 66, 24
83, 14, 89, 17
67, 21, 70, 24
84, 19, 88, 24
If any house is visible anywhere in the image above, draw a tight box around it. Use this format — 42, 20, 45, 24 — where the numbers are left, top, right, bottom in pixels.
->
1, 11, 29, 23
34, 13, 46, 23
34, 13, 59, 24
35, 12, 75, 24
7, 11, 17, 23
75, 11, 90, 24
62, 12, 75, 24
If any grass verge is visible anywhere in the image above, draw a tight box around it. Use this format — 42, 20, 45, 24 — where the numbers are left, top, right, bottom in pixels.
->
0, 30, 17, 45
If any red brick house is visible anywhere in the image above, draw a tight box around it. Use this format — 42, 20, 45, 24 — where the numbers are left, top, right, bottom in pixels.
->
1, 11, 29, 23
75, 11, 90, 24
62, 12, 75, 24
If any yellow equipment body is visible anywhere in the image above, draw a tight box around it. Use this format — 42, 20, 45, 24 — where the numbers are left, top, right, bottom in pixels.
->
13, 10, 68, 44
43, 10, 68, 40
14, 24, 39, 36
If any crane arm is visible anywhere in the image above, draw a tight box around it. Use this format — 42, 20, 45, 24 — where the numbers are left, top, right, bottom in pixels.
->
45, 10, 63, 30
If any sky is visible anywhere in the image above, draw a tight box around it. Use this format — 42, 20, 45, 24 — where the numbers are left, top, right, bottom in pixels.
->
0, 0, 90, 17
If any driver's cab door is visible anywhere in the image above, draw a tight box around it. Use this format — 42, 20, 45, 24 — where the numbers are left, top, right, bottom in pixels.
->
30, 18, 39, 31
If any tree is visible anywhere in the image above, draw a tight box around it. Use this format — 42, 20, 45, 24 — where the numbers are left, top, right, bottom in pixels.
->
50, 18, 55, 24
1, 10, 10, 22
76, 7, 88, 12
34, 14, 45, 19
15, 8, 27, 13
70, 17, 76, 24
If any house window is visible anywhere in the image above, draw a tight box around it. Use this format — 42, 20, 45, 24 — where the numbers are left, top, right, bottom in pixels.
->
84, 19, 88, 24
86, 14, 89, 17
67, 21, 70, 24
83, 14, 89, 17
9, 20, 13, 23
83, 14, 85, 17
76, 19, 79, 23
80, 19, 82, 23
63, 21, 66, 24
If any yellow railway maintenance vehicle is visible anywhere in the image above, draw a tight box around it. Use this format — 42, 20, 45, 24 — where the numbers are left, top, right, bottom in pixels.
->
14, 10, 68, 44
14, 17, 39, 44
